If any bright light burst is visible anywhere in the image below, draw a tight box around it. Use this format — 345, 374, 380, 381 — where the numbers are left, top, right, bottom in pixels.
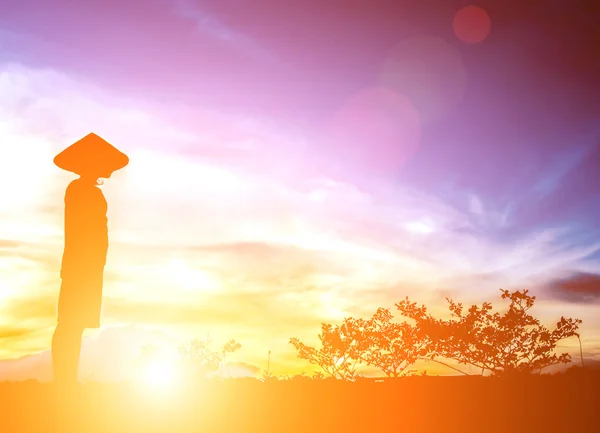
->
137, 352, 181, 389
144, 360, 178, 388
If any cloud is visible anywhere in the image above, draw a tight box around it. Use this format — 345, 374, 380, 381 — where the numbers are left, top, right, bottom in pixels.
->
546, 272, 600, 304
531, 144, 592, 200
0, 350, 52, 382
103, 290, 330, 330
0, 326, 39, 340
0, 62, 200, 155
1, 293, 57, 324
0, 240, 22, 249
0, 324, 179, 382
168, 0, 278, 65
223, 361, 261, 378
0, 323, 267, 382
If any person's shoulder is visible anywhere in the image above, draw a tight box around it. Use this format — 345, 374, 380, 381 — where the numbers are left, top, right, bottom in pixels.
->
65, 179, 101, 200
66, 178, 80, 187
66, 179, 86, 194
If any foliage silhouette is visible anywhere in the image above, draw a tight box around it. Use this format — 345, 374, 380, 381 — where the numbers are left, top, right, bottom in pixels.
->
361, 307, 432, 377
311, 371, 326, 380
290, 308, 433, 379
178, 336, 241, 379
397, 289, 582, 376
291, 289, 582, 380
289, 317, 370, 380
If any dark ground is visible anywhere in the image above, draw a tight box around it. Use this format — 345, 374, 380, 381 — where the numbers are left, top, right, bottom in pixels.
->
2, 369, 598, 433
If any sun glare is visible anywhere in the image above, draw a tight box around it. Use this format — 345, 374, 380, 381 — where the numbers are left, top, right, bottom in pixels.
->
164, 257, 221, 293
143, 358, 179, 388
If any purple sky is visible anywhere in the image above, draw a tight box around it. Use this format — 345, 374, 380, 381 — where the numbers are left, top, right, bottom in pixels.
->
3, 0, 599, 229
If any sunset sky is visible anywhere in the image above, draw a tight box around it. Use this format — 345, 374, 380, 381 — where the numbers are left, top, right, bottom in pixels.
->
0, 0, 599, 381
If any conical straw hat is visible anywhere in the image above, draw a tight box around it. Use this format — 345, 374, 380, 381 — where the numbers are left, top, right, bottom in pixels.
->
53, 133, 129, 175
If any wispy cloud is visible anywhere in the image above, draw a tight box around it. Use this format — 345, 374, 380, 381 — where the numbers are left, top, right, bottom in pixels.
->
167, 0, 279, 65
531, 141, 596, 200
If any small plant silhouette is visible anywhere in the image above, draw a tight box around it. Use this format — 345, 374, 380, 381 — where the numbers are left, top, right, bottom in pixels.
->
311, 371, 326, 380
291, 372, 311, 381
259, 349, 278, 382
178, 336, 241, 379
259, 370, 278, 382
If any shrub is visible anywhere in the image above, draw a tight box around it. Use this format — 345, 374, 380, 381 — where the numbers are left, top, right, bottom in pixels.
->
397, 289, 582, 376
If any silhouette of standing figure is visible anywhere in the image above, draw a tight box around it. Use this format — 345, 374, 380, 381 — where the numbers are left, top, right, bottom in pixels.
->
51, 133, 129, 385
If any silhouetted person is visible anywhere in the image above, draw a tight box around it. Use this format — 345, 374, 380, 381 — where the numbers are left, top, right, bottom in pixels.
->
51, 133, 129, 385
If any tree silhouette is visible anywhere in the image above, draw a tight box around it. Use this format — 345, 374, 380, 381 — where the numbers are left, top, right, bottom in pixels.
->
289, 317, 369, 380
397, 289, 582, 376
361, 307, 432, 378
289, 308, 433, 379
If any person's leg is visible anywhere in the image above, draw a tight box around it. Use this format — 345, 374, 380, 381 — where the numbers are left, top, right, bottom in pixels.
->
52, 322, 84, 384
67, 325, 84, 382
51, 323, 66, 382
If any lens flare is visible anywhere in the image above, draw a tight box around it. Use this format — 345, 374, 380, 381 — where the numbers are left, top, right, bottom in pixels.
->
380, 36, 467, 124
453, 5, 492, 44
329, 86, 421, 177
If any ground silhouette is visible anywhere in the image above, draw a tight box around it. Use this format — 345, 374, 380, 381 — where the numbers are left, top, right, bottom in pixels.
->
1, 369, 598, 432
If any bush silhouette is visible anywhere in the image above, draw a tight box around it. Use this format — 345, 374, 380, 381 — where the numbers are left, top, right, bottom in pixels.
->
291, 289, 583, 379
397, 289, 582, 376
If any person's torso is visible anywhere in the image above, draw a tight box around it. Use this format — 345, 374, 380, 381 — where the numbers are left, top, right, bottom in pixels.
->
61, 179, 109, 277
